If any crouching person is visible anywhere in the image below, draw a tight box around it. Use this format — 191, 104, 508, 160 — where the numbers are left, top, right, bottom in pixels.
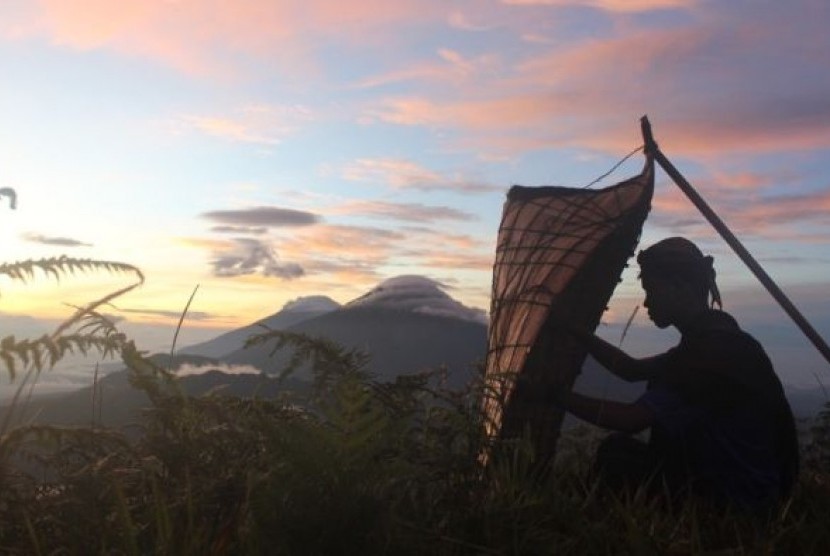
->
555, 237, 799, 514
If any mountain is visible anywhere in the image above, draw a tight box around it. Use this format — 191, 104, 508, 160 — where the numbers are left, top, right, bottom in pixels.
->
180, 295, 340, 358
223, 306, 487, 389
345, 275, 487, 324
218, 276, 488, 389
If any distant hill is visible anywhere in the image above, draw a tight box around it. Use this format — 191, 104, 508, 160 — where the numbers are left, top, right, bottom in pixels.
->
2, 351, 316, 429
3, 353, 210, 428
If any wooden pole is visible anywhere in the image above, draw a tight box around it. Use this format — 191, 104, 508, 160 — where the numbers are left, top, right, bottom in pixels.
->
640, 115, 830, 367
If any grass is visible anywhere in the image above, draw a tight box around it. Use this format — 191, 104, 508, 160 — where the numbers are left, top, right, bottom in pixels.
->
2, 330, 830, 554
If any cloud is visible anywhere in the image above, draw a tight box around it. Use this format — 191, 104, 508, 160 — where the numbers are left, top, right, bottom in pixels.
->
174, 363, 263, 377
13, 0, 826, 160
188, 219, 494, 293
117, 307, 227, 322
210, 225, 268, 235
367, 2, 830, 157
301, 259, 384, 282
201, 206, 320, 227
399, 226, 485, 249
170, 104, 313, 146
277, 221, 494, 280
447, 10, 495, 32
341, 158, 502, 193
279, 224, 405, 263
346, 274, 488, 323
274, 222, 493, 281
650, 180, 830, 241
414, 251, 495, 271
727, 190, 830, 230
351, 46, 505, 91
330, 200, 476, 222
501, 0, 696, 11
5, 0, 443, 78
21, 232, 92, 247
211, 237, 305, 279
182, 225, 400, 289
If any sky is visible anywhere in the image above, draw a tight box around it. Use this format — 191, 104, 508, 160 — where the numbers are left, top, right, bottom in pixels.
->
1, 0, 829, 387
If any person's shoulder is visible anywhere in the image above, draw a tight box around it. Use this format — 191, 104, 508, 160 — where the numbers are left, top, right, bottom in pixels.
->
689, 310, 760, 346
692, 309, 739, 333
684, 310, 771, 366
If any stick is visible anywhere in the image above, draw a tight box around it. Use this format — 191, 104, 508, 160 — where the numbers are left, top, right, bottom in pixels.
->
640, 115, 830, 367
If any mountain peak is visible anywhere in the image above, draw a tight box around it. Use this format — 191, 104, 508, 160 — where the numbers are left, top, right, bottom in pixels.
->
280, 295, 340, 314
346, 275, 488, 324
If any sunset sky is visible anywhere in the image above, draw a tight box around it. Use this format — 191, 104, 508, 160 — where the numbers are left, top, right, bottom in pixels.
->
1, 1, 829, 386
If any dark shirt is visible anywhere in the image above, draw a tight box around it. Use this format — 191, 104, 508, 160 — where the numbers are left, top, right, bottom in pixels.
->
636, 310, 799, 509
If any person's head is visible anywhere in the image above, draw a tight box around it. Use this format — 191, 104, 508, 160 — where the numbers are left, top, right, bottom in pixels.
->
637, 237, 721, 329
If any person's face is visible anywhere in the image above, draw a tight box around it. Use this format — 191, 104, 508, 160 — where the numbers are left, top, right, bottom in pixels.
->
641, 274, 679, 329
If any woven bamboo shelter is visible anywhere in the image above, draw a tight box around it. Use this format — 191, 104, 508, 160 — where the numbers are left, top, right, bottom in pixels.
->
482, 154, 654, 465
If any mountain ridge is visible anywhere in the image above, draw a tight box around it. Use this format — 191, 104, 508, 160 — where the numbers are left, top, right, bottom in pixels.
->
180, 295, 340, 358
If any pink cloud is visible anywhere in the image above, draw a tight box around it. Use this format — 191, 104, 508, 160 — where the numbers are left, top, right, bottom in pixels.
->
447, 10, 496, 32
328, 200, 476, 222
417, 251, 494, 271
278, 224, 404, 263
6, 0, 828, 162
400, 227, 486, 250
169, 103, 313, 145
352, 47, 505, 91
11, 0, 442, 78
729, 191, 830, 229
368, 2, 830, 158
266, 222, 495, 285
650, 177, 830, 242
341, 158, 501, 193
501, 0, 696, 11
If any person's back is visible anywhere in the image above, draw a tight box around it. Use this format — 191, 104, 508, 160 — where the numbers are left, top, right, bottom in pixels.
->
642, 309, 798, 510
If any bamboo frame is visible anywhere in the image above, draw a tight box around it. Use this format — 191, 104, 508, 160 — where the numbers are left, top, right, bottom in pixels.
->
640, 115, 830, 368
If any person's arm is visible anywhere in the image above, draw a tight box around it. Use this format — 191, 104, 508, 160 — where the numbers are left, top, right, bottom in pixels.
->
567, 326, 665, 382
558, 390, 654, 434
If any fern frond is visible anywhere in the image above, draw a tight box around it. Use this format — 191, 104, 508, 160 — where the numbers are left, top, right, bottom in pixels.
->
0, 256, 143, 285
0, 333, 126, 379
121, 341, 180, 404
70, 305, 123, 339
50, 268, 144, 340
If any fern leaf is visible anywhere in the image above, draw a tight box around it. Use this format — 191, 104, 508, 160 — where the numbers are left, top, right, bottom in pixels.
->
0, 256, 144, 285
0, 333, 127, 379
43, 336, 61, 367
0, 350, 15, 380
